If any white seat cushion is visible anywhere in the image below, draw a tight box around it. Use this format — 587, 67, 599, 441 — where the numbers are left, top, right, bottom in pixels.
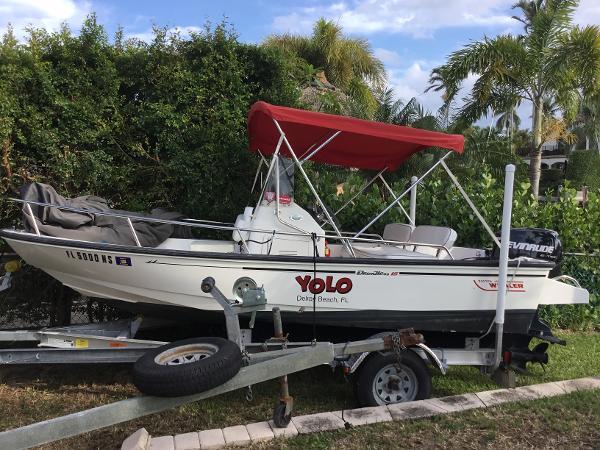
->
232, 214, 250, 243
351, 244, 434, 259
409, 225, 457, 257
383, 223, 413, 243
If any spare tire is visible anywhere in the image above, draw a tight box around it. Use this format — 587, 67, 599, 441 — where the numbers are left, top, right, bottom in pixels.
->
133, 337, 242, 397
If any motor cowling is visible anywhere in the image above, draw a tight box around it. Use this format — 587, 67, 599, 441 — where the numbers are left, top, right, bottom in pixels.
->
493, 228, 563, 276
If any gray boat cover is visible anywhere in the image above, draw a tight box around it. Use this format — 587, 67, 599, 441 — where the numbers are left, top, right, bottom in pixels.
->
21, 183, 192, 247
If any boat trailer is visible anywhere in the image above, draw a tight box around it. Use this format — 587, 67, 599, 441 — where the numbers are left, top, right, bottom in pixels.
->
0, 164, 528, 448
0, 276, 508, 449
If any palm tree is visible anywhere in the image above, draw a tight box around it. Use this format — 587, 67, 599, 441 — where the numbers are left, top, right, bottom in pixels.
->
374, 88, 440, 129
427, 0, 600, 197
511, 0, 544, 30
575, 94, 600, 151
495, 108, 522, 134
264, 19, 386, 116
452, 126, 524, 179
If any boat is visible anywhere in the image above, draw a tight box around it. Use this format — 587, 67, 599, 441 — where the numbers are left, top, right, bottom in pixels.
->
0, 101, 589, 347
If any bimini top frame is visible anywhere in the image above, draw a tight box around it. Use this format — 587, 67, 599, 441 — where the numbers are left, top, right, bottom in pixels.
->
11, 101, 499, 258
247, 101, 501, 254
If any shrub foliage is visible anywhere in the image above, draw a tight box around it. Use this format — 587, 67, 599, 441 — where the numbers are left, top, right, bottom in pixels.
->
566, 150, 600, 191
0, 17, 299, 228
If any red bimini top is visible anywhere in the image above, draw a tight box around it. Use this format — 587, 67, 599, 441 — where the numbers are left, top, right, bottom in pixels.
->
247, 101, 464, 171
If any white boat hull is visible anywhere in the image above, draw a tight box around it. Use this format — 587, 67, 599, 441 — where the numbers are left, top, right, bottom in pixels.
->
2, 230, 589, 334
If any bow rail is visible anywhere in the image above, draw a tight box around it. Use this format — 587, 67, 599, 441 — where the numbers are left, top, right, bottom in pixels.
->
8, 197, 454, 259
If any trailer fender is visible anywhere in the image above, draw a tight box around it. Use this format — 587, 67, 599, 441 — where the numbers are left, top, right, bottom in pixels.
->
415, 343, 446, 375
346, 330, 445, 375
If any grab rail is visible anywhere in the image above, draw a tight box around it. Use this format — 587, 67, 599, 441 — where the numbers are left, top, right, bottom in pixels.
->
552, 275, 582, 288
11, 198, 454, 259
126, 217, 142, 247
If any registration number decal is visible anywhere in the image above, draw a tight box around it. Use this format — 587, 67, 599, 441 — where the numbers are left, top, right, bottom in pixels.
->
65, 250, 132, 267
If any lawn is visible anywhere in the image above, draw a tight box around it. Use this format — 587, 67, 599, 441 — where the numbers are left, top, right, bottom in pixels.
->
0, 331, 598, 449
254, 389, 600, 449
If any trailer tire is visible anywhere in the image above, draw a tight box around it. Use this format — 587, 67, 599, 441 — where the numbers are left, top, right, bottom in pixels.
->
133, 337, 242, 397
354, 350, 431, 406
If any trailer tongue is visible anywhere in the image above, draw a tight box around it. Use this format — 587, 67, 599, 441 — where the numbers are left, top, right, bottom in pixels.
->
0, 278, 431, 449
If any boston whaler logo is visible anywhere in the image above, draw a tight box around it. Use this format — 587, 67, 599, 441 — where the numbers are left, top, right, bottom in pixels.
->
473, 279, 526, 292
295, 275, 352, 304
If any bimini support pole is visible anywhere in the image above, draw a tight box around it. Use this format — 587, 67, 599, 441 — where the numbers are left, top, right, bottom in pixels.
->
353, 152, 451, 239
409, 176, 418, 226
250, 150, 270, 194
378, 174, 414, 226
441, 160, 501, 248
334, 168, 387, 216
300, 131, 341, 163
255, 135, 284, 212
493, 164, 515, 370
271, 119, 355, 257
25, 202, 41, 236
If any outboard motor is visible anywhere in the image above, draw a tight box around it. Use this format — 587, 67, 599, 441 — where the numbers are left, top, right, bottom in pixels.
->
493, 228, 563, 277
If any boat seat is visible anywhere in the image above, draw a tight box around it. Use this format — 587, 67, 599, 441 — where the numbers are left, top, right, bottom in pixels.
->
382, 223, 413, 244
408, 225, 457, 257
232, 207, 254, 245
350, 244, 434, 259
440, 246, 487, 260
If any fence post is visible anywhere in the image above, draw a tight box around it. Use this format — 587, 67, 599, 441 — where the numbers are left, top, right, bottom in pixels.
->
494, 164, 515, 370
409, 176, 417, 226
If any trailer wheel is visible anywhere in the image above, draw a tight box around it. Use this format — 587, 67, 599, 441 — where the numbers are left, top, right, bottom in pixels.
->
272, 402, 292, 428
133, 337, 242, 397
354, 350, 431, 406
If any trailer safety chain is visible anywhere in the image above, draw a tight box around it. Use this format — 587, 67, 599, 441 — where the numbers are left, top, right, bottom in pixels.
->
245, 385, 254, 402
241, 349, 251, 366
392, 331, 407, 370
241, 349, 253, 402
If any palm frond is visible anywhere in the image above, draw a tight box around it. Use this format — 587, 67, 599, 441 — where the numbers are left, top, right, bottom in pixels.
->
527, 0, 577, 59
346, 78, 378, 116
427, 35, 527, 108
340, 38, 386, 89
263, 18, 386, 117
263, 34, 312, 59
511, 0, 544, 31
572, 92, 600, 149
550, 25, 600, 94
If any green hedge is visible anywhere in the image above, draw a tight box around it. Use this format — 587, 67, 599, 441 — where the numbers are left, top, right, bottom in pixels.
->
540, 168, 564, 194
566, 150, 600, 191
0, 17, 300, 324
0, 17, 299, 231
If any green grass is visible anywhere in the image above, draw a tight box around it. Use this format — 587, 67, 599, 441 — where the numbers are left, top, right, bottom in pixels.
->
430, 331, 600, 397
0, 331, 598, 449
256, 389, 600, 449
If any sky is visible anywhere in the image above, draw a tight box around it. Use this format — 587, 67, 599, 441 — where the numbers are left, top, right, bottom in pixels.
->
1, 0, 599, 128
